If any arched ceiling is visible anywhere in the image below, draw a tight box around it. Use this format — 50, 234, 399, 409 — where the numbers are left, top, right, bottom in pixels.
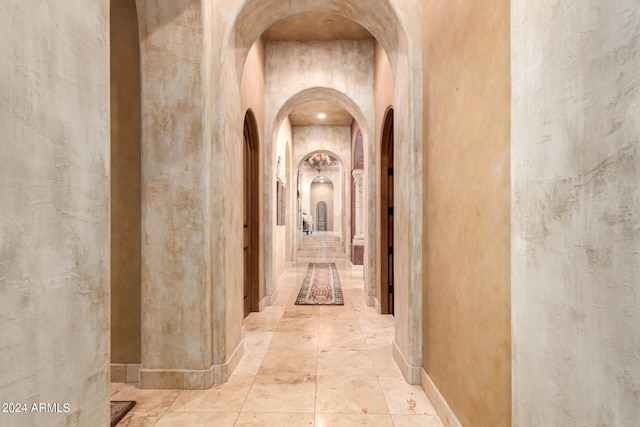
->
263, 11, 371, 126
272, 87, 368, 146
288, 99, 353, 127
262, 11, 374, 41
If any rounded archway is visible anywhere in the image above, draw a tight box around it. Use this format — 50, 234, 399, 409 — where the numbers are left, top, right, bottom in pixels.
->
271, 87, 369, 143
310, 176, 335, 232
296, 150, 345, 236
272, 89, 365, 265
228, 0, 408, 80
131, 0, 423, 390
222, 0, 423, 385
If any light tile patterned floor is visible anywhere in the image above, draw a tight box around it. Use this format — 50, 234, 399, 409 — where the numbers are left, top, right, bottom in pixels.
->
110, 260, 444, 427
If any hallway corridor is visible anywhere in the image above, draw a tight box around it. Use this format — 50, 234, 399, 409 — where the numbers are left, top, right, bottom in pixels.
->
110, 261, 443, 426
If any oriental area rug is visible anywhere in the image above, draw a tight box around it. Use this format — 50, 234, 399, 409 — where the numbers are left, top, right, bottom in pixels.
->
110, 401, 136, 426
295, 262, 344, 305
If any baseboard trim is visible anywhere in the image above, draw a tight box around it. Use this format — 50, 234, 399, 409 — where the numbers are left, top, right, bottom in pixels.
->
139, 365, 214, 390
268, 274, 284, 311
139, 340, 244, 390
213, 339, 244, 384
421, 367, 462, 427
110, 363, 140, 384
392, 340, 421, 385
361, 288, 376, 307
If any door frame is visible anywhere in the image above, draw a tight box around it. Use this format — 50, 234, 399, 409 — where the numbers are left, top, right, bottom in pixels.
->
243, 110, 260, 316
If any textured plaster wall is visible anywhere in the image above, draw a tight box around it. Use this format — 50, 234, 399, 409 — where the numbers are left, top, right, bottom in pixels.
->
422, 1, 511, 426
292, 126, 351, 180
111, 0, 142, 366
512, 1, 640, 425
241, 37, 266, 304
136, 1, 216, 386
351, 121, 364, 265
0, 1, 110, 425
265, 40, 375, 125
274, 119, 292, 286
373, 41, 394, 307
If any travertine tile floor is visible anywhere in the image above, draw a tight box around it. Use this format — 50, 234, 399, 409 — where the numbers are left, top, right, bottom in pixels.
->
110, 260, 444, 426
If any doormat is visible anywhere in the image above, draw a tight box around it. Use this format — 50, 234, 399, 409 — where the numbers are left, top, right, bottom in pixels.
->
295, 262, 344, 305
111, 401, 136, 426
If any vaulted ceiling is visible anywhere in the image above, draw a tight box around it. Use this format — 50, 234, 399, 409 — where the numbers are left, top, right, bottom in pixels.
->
263, 12, 372, 126
262, 11, 373, 41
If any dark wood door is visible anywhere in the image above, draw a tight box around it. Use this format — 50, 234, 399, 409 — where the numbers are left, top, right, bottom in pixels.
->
387, 126, 394, 315
243, 112, 259, 318
381, 109, 394, 315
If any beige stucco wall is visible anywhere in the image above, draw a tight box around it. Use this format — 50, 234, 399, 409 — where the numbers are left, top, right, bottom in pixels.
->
0, 1, 110, 425
512, 1, 640, 425
274, 118, 292, 288
264, 40, 375, 126
422, 1, 511, 426
110, 0, 142, 366
241, 37, 267, 306
292, 127, 351, 180
137, 1, 219, 388
373, 41, 394, 308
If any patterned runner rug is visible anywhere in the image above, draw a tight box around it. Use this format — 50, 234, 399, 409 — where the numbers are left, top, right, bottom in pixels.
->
111, 401, 135, 426
295, 262, 344, 305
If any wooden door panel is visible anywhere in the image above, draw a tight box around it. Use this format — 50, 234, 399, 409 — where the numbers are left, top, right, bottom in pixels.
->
380, 109, 394, 315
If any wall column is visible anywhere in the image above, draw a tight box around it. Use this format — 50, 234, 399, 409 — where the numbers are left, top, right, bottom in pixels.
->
512, 1, 640, 425
136, 1, 218, 390
0, 1, 110, 424
352, 169, 365, 268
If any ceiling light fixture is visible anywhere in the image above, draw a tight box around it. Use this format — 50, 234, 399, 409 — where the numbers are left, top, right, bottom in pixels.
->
317, 113, 326, 119
308, 152, 331, 173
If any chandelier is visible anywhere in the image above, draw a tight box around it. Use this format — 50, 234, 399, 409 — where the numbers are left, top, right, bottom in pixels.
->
308, 152, 332, 172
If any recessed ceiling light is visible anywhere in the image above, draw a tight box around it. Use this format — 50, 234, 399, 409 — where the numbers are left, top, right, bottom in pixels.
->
317, 113, 326, 119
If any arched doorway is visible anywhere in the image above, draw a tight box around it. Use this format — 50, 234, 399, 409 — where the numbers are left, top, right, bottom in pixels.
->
380, 108, 394, 315
243, 110, 260, 317
310, 175, 335, 232
299, 152, 342, 232
270, 88, 367, 272
225, 0, 423, 385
